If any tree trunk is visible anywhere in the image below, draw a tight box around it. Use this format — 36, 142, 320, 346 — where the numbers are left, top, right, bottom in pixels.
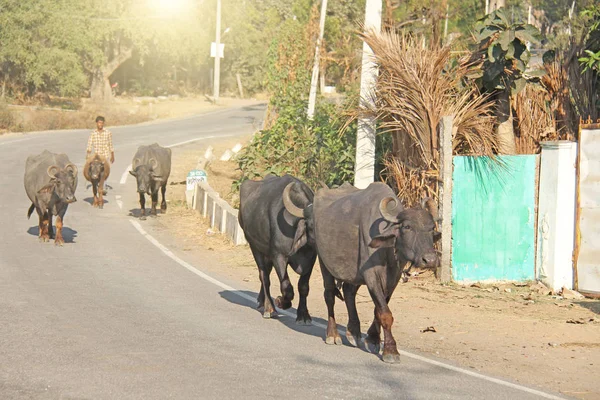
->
496, 90, 516, 154
90, 47, 133, 103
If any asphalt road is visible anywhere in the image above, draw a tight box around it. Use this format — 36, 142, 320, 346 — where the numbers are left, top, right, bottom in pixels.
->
0, 105, 568, 400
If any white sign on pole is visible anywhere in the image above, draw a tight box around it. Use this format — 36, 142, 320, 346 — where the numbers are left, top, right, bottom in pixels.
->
186, 170, 208, 191
210, 42, 225, 58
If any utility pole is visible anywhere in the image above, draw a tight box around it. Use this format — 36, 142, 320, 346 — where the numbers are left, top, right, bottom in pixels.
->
213, 0, 221, 104
444, 3, 449, 40
567, 0, 576, 36
354, 0, 382, 189
527, 4, 532, 51
307, 0, 328, 120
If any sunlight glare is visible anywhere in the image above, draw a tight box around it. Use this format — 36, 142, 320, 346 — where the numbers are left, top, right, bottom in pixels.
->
151, 0, 190, 15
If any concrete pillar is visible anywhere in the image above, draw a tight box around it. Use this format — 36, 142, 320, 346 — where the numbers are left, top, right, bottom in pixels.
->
536, 141, 577, 291
354, 0, 382, 189
438, 116, 454, 282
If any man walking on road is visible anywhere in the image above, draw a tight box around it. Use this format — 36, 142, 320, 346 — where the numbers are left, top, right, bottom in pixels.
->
86, 116, 114, 194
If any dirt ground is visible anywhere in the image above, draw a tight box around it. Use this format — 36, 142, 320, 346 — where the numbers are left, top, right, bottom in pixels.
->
156, 135, 599, 400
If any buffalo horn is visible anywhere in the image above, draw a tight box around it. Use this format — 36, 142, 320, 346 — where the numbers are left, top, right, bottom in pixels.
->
421, 196, 439, 220
282, 182, 304, 218
133, 157, 141, 168
65, 163, 78, 176
379, 196, 400, 223
47, 165, 59, 178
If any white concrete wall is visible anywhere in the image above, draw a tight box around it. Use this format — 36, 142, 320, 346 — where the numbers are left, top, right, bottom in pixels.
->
186, 183, 247, 246
536, 141, 577, 291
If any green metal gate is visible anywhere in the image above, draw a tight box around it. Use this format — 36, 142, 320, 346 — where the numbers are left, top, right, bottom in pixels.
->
451, 156, 537, 282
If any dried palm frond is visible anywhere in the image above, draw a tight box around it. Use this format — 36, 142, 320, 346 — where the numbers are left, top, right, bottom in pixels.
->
513, 85, 556, 154
541, 39, 599, 140
358, 29, 497, 170
381, 156, 438, 208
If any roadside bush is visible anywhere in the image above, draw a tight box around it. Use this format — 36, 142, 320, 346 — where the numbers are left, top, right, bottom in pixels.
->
0, 101, 14, 131
234, 6, 357, 191
235, 98, 356, 191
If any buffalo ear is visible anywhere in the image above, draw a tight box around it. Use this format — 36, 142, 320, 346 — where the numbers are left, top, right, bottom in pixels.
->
369, 224, 399, 249
369, 235, 396, 249
433, 231, 442, 242
38, 182, 56, 194
289, 219, 308, 256
129, 170, 137, 177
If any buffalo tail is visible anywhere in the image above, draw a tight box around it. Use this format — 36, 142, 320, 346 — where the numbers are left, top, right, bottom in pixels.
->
27, 203, 35, 219
335, 280, 344, 301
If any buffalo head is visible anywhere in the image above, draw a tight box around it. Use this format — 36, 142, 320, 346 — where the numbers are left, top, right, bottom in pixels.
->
369, 196, 440, 268
129, 158, 161, 194
38, 164, 77, 203
88, 155, 105, 180
282, 181, 315, 254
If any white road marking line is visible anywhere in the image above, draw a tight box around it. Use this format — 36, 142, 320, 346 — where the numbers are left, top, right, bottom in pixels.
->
115, 195, 123, 210
120, 165, 132, 185
0, 137, 31, 146
120, 134, 237, 186
167, 134, 228, 148
129, 219, 566, 400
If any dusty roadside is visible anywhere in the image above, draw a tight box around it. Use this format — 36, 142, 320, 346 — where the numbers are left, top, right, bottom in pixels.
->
1, 96, 261, 135
151, 134, 599, 400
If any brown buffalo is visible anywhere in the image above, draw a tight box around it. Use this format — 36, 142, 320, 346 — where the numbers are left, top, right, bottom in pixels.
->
83, 153, 110, 209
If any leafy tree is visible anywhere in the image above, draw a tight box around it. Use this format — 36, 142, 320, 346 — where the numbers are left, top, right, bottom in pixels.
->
578, 5, 600, 73
469, 7, 542, 154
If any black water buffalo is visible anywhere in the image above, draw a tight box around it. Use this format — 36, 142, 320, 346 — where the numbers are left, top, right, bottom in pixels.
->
24, 150, 78, 246
313, 182, 440, 363
83, 153, 110, 209
238, 174, 316, 324
129, 143, 171, 219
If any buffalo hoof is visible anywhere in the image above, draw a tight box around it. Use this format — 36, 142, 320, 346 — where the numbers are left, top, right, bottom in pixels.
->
161, 206, 167, 214
54, 238, 64, 247
346, 332, 361, 348
275, 296, 292, 310
140, 215, 147, 221
325, 335, 343, 345
365, 339, 381, 354
262, 310, 277, 319
39, 236, 49, 243
382, 352, 401, 364
295, 316, 312, 326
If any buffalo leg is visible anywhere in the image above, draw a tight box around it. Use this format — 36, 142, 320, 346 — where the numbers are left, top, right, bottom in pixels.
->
366, 307, 382, 354
272, 254, 294, 310
160, 184, 167, 213
150, 190, 158, 216
343, 283, 361, 347
249, 245, 276, 318
92, 180, 99, 207
54, 216, 64, 246
39, 210, 50, 242
37, 210, 44, 238
295, 270, 312, 325
97, 178, 104, 209
368, 288, 400, 363
320, 260, 342, 345
139, 193, 146, 219
47, 212, 55, 239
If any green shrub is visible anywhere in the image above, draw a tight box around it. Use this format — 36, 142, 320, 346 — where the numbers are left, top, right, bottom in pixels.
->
235, 98, 356, 191
0, 101, 14, 131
